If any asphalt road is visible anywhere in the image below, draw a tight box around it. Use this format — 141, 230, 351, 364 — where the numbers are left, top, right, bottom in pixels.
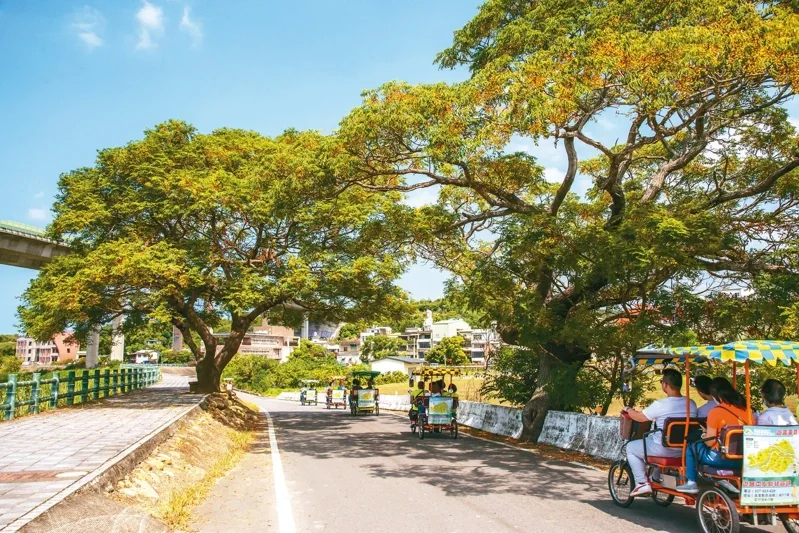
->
243, 395, 783, 533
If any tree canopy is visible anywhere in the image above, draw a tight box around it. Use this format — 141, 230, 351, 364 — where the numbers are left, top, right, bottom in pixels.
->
425, 336, 470, 366
338, 0, 799, 438
19, 121, 411, 391
360, 334, 406, 363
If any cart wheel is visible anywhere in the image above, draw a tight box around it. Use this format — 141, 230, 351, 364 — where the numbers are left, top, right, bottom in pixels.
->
375, 404, 380, 416
651, 491, 674, 507
451, 422, 458, 439
697, 487, 739, 533
351, 405, 356, 416
608, 460, 635, 508
780, 514, 799, 532
419, 422, 425, 440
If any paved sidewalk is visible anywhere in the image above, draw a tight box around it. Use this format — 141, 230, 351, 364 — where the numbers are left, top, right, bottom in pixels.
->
0, 371, 202, 532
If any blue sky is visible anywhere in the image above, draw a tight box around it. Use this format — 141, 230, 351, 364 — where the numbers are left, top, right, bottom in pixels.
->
1, 2, 797, 334
0, 0, 486, 333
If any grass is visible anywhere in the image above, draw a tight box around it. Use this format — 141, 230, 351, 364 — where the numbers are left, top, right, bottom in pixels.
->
155, 427, 253, 530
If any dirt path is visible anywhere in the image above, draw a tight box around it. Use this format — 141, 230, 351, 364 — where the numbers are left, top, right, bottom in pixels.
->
189, 413, 276, 532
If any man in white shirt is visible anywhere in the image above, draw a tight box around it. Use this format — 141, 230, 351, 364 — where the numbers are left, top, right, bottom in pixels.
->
758, 379, 798, 426
622, 368, 698, 497
694, 375, 718, 418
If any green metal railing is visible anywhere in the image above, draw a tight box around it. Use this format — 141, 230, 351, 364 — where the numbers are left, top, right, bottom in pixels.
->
0, 365, 161, 421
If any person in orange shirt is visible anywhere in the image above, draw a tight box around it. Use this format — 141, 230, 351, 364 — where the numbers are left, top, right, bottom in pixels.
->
677, 377, 752, 494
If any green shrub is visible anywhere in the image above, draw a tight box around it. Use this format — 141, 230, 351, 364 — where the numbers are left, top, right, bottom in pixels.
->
160, 350, 194, 365
0, 356, 22, 375
375, 371, 408, 385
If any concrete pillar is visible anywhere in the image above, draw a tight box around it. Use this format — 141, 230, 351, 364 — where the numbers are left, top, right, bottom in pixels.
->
171, 326, 183, 351
301, 315, 309, 340
85, 326, 101, 368
110, 315, 125, 361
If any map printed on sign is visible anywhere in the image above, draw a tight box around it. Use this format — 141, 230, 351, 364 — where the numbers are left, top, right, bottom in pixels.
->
428, 397, 453, 425
358, 389, 375, 408
741, 426, 799, 506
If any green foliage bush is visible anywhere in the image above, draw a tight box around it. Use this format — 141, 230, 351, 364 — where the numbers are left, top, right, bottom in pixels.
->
160, 350, 195, 365
0, 356, 22, 375
375, 371, 408, 385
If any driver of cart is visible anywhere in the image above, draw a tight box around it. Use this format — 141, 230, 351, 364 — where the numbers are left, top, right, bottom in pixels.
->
409, 381, 425, 420
693, 375, 718, 418
621, 368, 698, 498
676, 377, 752, 494
757, 379, 798, 426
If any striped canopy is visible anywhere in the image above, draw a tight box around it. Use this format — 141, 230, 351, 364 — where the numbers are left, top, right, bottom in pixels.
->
412, 367, 461, 377
634, 340, 799, 367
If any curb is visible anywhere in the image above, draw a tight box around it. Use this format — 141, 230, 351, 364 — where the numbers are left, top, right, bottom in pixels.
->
12, 395, 206, 532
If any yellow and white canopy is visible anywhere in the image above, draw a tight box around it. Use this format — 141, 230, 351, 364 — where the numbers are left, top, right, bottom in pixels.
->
634, 340, 799, 367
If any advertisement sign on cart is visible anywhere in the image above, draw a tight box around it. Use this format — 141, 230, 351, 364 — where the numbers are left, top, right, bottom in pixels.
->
332, 389, 345, 401
428, 397, 453, 425
741, 425, 799, 506
358, 389, 376, 408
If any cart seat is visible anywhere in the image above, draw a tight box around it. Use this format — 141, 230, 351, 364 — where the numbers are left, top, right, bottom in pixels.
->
647, 456, 682, 467
700, 464, 741, 477
661, 417, 706, 448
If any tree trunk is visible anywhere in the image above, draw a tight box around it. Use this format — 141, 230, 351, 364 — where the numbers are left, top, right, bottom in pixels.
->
520, 351, 554, 441
194, 329, 247, 393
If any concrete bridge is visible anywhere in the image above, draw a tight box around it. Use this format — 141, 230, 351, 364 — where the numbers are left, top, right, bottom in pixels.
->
0, 221, 70, 270
0, 220, 126, 366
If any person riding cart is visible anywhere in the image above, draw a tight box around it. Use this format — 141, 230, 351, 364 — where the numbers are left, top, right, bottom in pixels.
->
609, 340, 799, 533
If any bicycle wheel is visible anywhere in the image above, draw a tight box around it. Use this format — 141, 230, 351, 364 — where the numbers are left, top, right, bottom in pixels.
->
651, 491, 674, 507
608, 460, 635, 508
697, 487, 739, 533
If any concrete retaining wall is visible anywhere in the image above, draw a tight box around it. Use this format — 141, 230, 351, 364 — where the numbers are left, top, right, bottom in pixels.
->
537, 411, 623, 461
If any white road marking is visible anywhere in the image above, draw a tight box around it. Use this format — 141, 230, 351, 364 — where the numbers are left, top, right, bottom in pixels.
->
264, 409, 296, 533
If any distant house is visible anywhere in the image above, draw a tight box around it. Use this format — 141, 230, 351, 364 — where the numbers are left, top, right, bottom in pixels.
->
370, 356, 427, 377
133, 350, 159, 364
16, 334, 80, 364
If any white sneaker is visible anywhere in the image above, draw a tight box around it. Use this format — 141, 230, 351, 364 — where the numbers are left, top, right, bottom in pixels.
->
630, 483, 652, 497
676, 481, 699, 494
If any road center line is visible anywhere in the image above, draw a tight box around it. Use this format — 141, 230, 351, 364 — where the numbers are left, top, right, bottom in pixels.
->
264, 409, 296, 533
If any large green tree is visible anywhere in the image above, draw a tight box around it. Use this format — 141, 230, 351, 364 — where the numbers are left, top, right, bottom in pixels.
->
19, 121, 410, 392
339, 1, 799, 439
425, 336, 470, 366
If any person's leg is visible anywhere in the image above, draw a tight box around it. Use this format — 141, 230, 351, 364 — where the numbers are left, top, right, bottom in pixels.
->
626, 439, 650, 495
702, 449, 742, 471
677, 443, 711, 493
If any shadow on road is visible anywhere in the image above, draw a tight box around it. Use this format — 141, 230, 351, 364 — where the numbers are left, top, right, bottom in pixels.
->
261, 404, 720, 533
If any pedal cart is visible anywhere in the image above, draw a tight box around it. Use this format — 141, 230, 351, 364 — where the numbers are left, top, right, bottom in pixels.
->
410, 368, 459, 439
609, 340, 799, 533
299, 379, 319, 406
349, 370, 380, 416
326, 376, 347, 409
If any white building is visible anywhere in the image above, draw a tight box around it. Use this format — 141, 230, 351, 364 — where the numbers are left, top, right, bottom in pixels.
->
133, 350, 159, 364
370, 356, 427, 377
431, 318, 472, 343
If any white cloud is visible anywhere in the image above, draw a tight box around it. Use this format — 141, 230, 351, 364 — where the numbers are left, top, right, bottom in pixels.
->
71, 6, 105, 50
543, 167, 564, 183
33, 192, 44, 199
789, 118, 799, 130
402, 186, 440, 208
28, 208, 49, 222
179, 6, 203, 47
135, 1, 164, 50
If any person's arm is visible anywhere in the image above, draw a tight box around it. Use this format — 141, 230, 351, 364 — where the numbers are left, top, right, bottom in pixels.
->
622, 407, 650, 423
